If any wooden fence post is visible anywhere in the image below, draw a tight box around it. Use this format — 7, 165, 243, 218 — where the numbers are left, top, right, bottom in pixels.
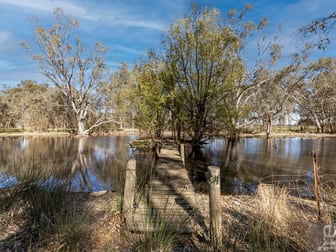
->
312, 150, 321, 218
207, 166, 222, 250
122, 159, 136, 227
180, 143, 185, 166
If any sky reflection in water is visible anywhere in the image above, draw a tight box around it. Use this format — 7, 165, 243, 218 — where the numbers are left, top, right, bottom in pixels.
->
1, 136, 335, 194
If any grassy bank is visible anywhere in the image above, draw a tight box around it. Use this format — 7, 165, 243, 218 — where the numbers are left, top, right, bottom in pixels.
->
1, 184, 334, 251
1, 163, 335, 251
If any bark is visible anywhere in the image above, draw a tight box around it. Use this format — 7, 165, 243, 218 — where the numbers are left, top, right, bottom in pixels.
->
312, 113, 323, 134
266, 116, 273, 139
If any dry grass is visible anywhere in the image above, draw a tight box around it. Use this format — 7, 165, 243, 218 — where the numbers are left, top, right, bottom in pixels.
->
1, 182, 335, 251
193, 183, 333, 251
254, 184, 290, 238
0, 189, 122, 251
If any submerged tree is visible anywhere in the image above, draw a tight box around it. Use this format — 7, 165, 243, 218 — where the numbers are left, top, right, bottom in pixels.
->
133, 52, 170, 142
164, 4, 270, 145
164, 5, 243, 145
23, 8, 116, 135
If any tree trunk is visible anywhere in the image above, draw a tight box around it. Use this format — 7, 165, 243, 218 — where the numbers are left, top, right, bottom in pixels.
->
328, 119, 334, 134
312, 113, 322, 134
78, 119, 86, 135
266, 116, 272, 139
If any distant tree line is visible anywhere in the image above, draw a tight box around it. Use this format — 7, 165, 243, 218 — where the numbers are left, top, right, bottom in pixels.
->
1, 5, 336, 145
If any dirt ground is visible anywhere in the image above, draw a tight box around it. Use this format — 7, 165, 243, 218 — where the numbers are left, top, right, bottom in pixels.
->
1, 189, 331, 251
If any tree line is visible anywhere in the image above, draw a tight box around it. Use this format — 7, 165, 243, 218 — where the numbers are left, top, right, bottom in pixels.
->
1, 5, 336, 145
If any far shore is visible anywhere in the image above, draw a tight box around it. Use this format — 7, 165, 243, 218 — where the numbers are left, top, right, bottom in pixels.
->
1, 130, 336, 138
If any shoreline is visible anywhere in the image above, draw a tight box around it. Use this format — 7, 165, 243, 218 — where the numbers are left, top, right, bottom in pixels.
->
1, 130, 336, 138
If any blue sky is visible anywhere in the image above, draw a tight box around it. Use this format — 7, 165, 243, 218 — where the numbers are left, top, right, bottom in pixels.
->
0, 0, 336, 86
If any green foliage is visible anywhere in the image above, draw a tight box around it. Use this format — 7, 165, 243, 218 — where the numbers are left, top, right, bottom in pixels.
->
133, 52, 170, 139
163, 4, 266, 144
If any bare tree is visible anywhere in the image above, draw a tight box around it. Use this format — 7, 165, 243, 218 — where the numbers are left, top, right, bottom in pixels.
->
23, 8, 120, 135
299, 12, 336, 50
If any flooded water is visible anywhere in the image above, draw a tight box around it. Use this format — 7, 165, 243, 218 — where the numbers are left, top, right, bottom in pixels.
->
1, 136, 335, 194
0, 136, 137, 192
185, 137, 336, 194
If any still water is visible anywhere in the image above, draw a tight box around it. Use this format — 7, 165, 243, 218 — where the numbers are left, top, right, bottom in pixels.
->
0, 136, 335, 193
185, 137, 336, 194
0, 136, 136, 192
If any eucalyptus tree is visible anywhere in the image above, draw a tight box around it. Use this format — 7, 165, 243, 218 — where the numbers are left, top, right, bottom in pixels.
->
250, 46, 311, 138
23, 9, 115, 135
0, 99, 11, 129
1, 80, 51, 130
214, 10, 270, 141
133, 52, 170, 142
293, 57, 336, 133
98, 62, 134, 130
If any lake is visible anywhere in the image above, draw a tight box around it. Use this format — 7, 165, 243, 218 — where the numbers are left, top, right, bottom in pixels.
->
185, 137, 336, 194
0, 136, 335, 194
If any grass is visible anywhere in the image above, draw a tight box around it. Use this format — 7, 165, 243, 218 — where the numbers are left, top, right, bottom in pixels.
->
248, 184, 294, 251
0, 128, 25, 134
1, 159, 335, 251
133, 212, 179, 251
320, 181, 336, 224
0, 164, 90, 251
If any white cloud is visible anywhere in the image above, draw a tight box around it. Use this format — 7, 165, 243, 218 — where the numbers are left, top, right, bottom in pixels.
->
109, 17, 165, 31
113, 45, 145, 56
0, 0, 99, 20
0, 0, 167, 30
287, 0, 336, 16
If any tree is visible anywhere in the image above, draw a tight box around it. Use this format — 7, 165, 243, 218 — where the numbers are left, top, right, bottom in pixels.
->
1, 80, 51, 130
214, 12, 270, 141
133, 52, 169, 142
250, 47, 310, 138
293, 57, 336, 133
164, 4, 253, 146
300, 12, 336, 50
23, 9, 116, 135
0, 99, 11, 129
99, 62, 134, 130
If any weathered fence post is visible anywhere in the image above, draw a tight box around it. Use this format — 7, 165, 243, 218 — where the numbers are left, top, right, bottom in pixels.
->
122, 159, 136, 227
312, 150, 321, 218
180, 143, 185, 166
206, 166, 222, 250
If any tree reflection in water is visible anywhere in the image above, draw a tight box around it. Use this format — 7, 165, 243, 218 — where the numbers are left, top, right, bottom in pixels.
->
185, 137, 336, 194
0, 136, 133, 192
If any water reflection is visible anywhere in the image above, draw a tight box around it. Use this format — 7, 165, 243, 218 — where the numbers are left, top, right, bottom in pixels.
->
0, 136, 134, 192
1, 136, 335, 194
186, 137, 336, 194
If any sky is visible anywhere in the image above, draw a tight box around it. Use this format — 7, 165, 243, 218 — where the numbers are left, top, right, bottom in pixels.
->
0, 0, 336, 87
